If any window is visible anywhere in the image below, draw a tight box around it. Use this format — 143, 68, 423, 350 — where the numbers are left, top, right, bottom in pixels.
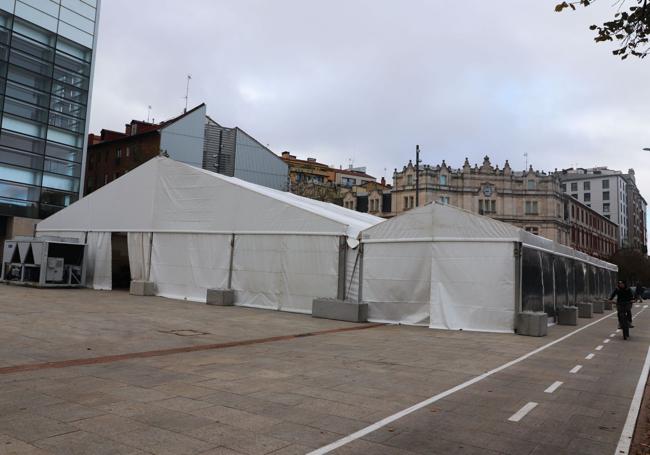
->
409, 196, 414, 208
527, 180, 536, 190
602, 179, 609, 189
571, 194, 578, 199
584, 193, 591, 202
439, 175, 447, 185
439, 196, 450, 205
407, 175, 413, 186
479, 199, 496, 214
561, 184, 566, 192
116, 148, 121, 158
125, 146, 130, 157
525, 201, 539, 215
571, 182, 578, 191
342, 177, 355, 187
583, 181, 591, 191
603, 191, 610, 201
525, 227, 540, 235
404, 196, 409, 209
603, 203, 610, 213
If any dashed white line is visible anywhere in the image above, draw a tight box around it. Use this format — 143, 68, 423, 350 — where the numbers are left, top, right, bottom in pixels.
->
604, 339, 610, 344
306, 312, 616, 455
610, 334, 616, 337
544, 381, 563, 394
585, 353, 595, 360
595, 345, 604, 351
644, 304, 648, 309
570, 365, 582, 374
508, 402, 539, 422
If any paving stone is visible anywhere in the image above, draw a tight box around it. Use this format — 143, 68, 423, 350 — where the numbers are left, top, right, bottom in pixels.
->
33, 430, 143, 455
0, 412, 76, 443
187, 423, 291, 454
117, 427, 215, 455
190, 406, 280, 431
0, 434, 51, 455
151, 397, 215, 413
32, 402, 106, 423
71, 414, 150, 437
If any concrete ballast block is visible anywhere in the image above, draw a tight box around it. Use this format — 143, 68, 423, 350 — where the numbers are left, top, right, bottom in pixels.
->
557, 306, 578, 326
516, 311, 548, 337
578, 302, 593, 318
206, 289, 235, 306
592, 300, 604, 314
312, 298, 368, 323
130, 280, 155, 296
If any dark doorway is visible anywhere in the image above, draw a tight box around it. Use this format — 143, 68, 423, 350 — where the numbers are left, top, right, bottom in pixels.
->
111, 233, 131, 289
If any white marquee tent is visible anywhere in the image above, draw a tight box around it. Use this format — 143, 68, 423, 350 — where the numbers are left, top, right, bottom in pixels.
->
37, 157, 382, 312
356, 202, 618, 333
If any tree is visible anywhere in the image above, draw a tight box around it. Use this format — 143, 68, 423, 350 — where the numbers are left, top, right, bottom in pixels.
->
555, 0, 650, 59
609, 248, 650, 283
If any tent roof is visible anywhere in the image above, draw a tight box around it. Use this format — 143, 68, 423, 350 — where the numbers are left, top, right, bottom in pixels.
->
361, 202, 617, 270
37, 157, 383, 240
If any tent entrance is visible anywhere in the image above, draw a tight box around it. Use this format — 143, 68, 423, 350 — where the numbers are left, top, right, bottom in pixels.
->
111, 233, 131, 289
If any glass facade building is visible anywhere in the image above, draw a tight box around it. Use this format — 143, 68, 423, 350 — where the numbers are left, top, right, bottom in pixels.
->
0, 0, 99, 220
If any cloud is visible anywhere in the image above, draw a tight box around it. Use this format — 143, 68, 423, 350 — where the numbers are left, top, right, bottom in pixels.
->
90, 0, 650, 203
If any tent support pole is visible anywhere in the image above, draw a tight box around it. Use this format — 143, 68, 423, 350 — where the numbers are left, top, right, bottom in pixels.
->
337, 236, 347, 300
514, 242, 522, 315
357, 243, 364, 303
228, 233, 235, 289
147, 233, 154, 282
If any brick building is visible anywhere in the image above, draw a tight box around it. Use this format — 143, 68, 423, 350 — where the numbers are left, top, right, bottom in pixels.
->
85, 104, 288, 194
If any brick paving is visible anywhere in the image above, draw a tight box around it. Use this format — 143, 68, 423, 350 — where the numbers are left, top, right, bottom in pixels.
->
0, 286, 647, 454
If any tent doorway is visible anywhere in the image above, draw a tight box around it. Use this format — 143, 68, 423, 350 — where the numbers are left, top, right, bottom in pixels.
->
111, 233, 131, 289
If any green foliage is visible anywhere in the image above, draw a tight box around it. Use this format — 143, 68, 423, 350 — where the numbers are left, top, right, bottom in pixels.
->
555, 0, 650, 59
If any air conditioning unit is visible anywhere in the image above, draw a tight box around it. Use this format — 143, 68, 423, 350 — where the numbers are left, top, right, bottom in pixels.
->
1, 237, 86, 288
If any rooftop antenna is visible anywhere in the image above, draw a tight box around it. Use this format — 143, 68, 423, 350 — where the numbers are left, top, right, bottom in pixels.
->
184, 74, 192, 113
147, 105, 152, 123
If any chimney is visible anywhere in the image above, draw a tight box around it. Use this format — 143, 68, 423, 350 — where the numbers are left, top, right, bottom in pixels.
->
307, 157, 316, 162
281, 151, 290, 158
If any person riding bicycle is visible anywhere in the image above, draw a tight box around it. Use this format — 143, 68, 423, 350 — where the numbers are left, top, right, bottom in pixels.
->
610, 281, 634, 340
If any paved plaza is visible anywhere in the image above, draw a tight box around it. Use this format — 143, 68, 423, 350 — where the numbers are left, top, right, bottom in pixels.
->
0, 286, 648, 454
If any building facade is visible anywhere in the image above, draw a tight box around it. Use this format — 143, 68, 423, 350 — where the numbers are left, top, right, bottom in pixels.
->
556, 167, 646, 252
342, 156, 616, 259
342, 179, 392, 217
564, 194, 618, 258
85, 104, 289, 193
0, 0, 100, 242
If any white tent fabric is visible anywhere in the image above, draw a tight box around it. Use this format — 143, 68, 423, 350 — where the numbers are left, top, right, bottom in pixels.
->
38, 157, 378, 240
36, 157, 383, 308
360, 202, 617, 333
86, 232, 111, 290
127, 233, 152, 281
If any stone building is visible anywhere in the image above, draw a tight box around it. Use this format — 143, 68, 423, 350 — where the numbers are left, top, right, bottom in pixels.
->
379, 156, 617, 259
391, 156, 571, 244
342, 179, 393, 217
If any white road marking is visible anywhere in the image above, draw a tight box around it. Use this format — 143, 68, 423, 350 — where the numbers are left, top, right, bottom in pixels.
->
604, 339, 610, 344
615, 346, 650, 455
508, 402, 539, 422
616, 329, 621, 333
585, 353, 595, 360
306, 312, 616, 455
570, 365, 582, 374
635, 305, 640, 308
595, 345, 603, 351
610, 334, 616, 337
644, 304, 648, 309
544, 381, 563, 394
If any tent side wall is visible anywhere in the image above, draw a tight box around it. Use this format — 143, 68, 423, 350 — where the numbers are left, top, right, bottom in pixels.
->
362, 241, 432, 326
429, 241, 516, 333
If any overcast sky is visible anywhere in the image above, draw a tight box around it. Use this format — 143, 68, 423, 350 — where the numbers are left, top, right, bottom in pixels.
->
90, 0, 650, 199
